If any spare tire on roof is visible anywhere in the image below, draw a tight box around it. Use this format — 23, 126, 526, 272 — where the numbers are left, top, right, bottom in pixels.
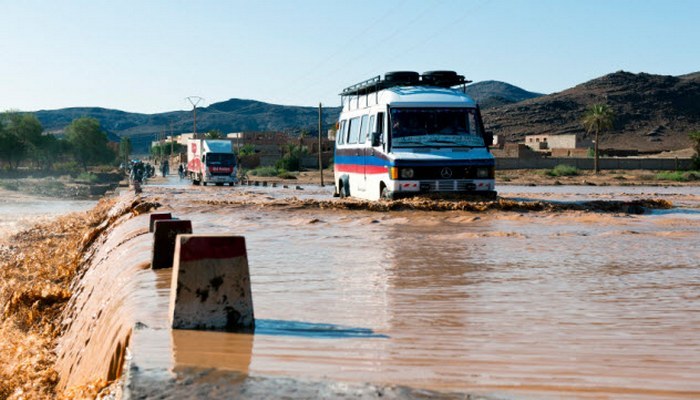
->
422, 70, 462, 87
384, 71, 420, 86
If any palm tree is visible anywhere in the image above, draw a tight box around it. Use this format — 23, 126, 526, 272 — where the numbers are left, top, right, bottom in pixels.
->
582, 103, 614, 174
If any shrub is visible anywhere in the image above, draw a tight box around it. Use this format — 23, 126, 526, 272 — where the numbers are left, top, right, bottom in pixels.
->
655, 171, 700, 182
0, 181, 19, 191
545, 164, 579, 177
53, 161, 81, 176
76, 172, 99, 183
277, 169, 297, 179
249, 166, 279, 177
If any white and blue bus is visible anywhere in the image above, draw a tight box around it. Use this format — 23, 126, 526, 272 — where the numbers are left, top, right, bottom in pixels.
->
334, 71, 496, 200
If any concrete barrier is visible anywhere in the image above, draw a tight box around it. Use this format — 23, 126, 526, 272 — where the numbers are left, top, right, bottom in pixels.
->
169, 235, 254, 332
151, 220, 193, 269
149, 213, 173, 233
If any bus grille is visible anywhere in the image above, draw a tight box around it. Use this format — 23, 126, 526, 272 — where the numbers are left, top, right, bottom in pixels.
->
419, 180, 477, 192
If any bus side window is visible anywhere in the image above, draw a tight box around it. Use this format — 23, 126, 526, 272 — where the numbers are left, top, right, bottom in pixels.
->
368, 115, 375, 136
347, 117, 361, 144
359, 115, 369, 144
337, 120, 346, 145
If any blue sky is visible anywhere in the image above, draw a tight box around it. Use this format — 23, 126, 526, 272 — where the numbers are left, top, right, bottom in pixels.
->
1, 0, 698, 114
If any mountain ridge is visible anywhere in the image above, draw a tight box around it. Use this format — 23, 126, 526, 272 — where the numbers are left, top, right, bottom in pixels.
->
28, 71, 700, 153
482, 71, 700, 151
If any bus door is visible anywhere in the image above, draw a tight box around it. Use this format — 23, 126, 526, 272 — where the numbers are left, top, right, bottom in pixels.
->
357, 115, 370, 191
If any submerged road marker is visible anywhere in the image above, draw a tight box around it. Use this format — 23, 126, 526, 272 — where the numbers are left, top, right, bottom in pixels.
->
169, 234, 254, 331
151, 220, 193, 269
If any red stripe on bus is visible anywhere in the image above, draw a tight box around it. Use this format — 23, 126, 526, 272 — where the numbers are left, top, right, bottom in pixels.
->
335, 164, 388, 175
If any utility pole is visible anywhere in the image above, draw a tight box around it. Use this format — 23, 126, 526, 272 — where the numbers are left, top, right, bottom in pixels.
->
318, 103, 324, 187
186, 96, 204, 139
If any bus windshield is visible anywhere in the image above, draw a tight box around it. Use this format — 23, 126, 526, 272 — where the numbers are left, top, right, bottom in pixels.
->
390, 108, 485, 148
205, 153, 236, 167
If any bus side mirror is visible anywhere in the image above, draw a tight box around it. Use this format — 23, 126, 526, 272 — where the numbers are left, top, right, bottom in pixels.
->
371, 132, 381, 147
484, 131, 494, 147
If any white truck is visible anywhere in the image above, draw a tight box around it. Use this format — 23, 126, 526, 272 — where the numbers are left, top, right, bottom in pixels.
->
186, 139, 238, 186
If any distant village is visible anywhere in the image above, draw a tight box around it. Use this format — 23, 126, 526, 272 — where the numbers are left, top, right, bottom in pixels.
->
152, 130, 693, 172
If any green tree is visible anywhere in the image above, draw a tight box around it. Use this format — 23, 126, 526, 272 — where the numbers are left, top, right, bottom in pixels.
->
276, 143, 308, 171
0, 112, 44, 169
205, 130, 223, 139
31, 134, 69, 170
690, 130, 700, 170
237, 143, 256, 156
65, 117, 115, 171
118, 137, 132, 165
582, 103, 615, 174
0, 122, 24, 170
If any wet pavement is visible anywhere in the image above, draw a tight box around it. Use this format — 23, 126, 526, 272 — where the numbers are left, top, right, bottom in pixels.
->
53, 177, 700, 399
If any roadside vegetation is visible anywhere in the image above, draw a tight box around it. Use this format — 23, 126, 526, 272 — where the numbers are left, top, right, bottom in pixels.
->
247, 166, 297, 179
545, 164, 579, 177
582, 103, 615, 174
654, 171, 700, 182
0, 112, 118, 177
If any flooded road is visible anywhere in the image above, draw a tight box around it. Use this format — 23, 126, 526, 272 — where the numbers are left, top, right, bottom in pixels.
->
59, 178, 700, 399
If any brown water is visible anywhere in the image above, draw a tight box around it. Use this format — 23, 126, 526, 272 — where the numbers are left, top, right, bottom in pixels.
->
56, 182, 700, 399
0, 189, 96, 241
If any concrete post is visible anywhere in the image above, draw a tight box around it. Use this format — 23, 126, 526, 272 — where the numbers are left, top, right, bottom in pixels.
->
149, 213, 173, 233
151, 220, 193, 269
169, 235, 254, 332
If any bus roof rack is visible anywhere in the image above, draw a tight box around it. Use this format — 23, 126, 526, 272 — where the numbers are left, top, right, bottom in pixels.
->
340, 71, 472, 97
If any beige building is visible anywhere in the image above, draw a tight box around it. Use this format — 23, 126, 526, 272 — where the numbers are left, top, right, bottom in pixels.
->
524, 134, 591, 152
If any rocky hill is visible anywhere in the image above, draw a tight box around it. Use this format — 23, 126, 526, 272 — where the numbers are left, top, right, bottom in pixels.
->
482, 71, 700, 152
34, 100, 343, 153
465, 80, 543, 109
30, 71, 700, 153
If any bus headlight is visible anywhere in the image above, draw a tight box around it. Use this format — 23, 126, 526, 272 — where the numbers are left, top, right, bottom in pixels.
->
476, 167, 490, 178
400, 168, 414, 179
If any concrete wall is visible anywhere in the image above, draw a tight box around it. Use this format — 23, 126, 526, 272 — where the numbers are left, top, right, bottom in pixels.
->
495, 157, 693, 170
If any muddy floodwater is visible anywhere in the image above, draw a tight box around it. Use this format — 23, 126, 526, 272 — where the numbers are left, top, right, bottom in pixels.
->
57, 179, 700, 399
0, 189, 96, 242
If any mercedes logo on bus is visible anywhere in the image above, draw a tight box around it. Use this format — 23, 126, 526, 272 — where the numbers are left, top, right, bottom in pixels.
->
440, 167, 453, 178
